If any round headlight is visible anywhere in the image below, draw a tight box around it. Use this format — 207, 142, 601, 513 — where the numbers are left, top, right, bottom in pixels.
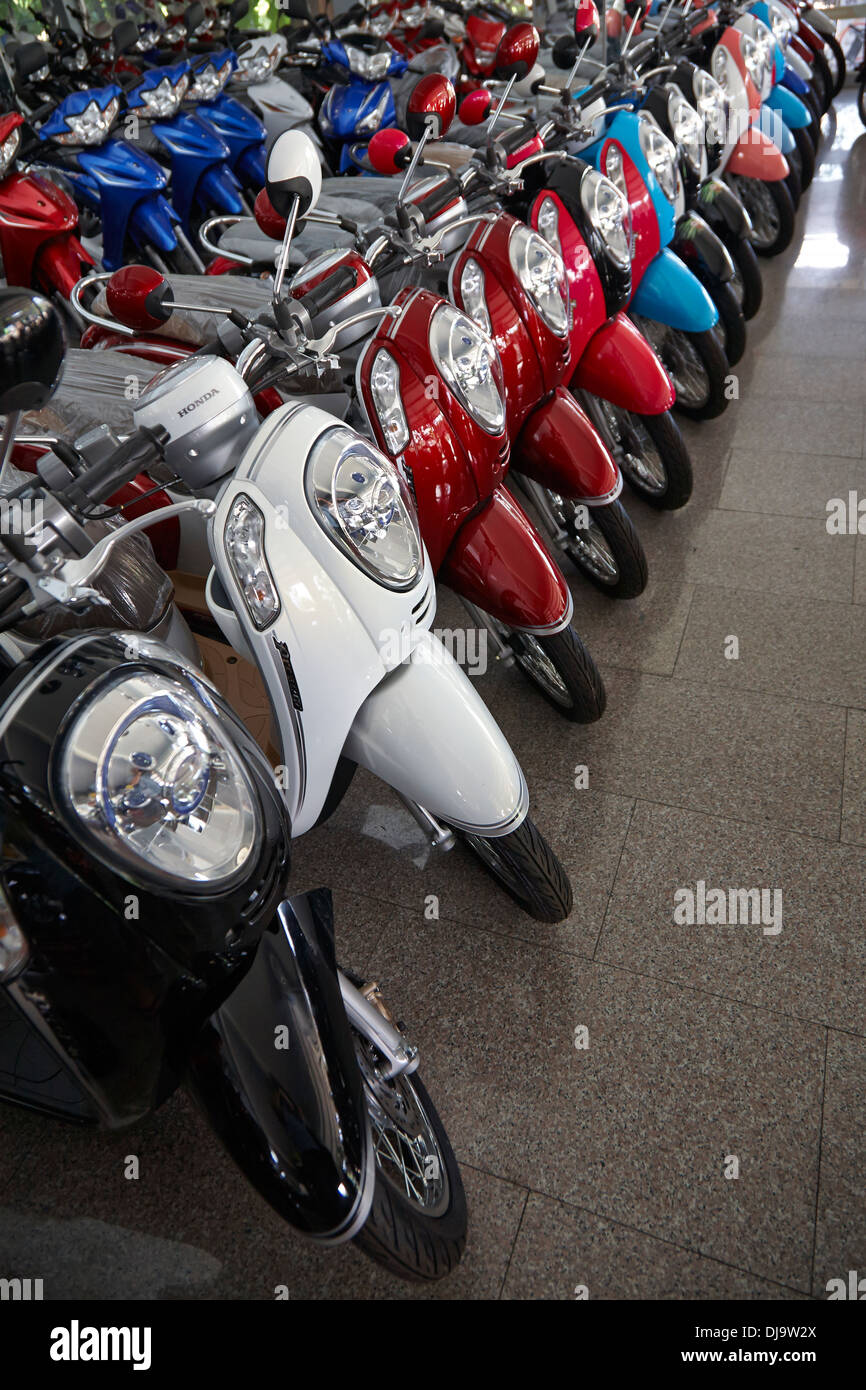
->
638, 113, 679, 203
508, 222, 570, 338
667, 89, 703, 173
692, 69, 727, 147
711, 45, 739, 101
741, 33, 771, 99
458, 257, 492, 334
57, 670, 260, 889
580, 167, 631, 271
535, 196, 562, 255
305, 425, 423, 589
429, 302, 506, 433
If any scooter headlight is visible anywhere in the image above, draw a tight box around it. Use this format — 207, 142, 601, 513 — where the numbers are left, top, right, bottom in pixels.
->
57, 669, 260, 890
535, 196, 562, 255
224, 494, 282, 630
140, 74, 190, 119
580, 167, 631, 270
458, 257, 492, 334
356, 86, 392, 135
305, 426, 423, 589
638, 113, 678, 203
344, 45, 392, 81
0, 888, 28, 981
369, 348, 410, 455
0, 126, 20, 178
711, 45, 739, 102
236, 43, 282, 84
508, 222, 569, 338
53, 97, 120, 146
741, 33, 771, 100
692, 69, 727, 147
768, 2, 795, 46
429, 302, 506, 433
667, 90, 704, 174
189, 61, 232, 101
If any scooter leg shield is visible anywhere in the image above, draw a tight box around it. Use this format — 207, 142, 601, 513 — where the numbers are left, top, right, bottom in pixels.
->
440, 486, 573, 635
197, 164, 245, 215
514, 386, 621, 502
344, 629, 529, 837
727, 127, 790, 181
630, 248, 719, 332
185, 889, 374, 1244
766, 84, 811, 131
570, 312, 675, 413
130, 195, 180, 255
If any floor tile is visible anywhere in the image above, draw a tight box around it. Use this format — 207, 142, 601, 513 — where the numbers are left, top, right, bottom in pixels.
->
812, 1030, 866, 1300
596, 801, 866, 1034
720, 448, 866, 520
841, 709, 866, 846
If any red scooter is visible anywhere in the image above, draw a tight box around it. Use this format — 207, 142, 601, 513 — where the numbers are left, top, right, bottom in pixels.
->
0, 111, 93, 309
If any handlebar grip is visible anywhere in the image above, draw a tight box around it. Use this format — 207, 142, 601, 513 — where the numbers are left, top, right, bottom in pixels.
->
415, 174, 463, 223
498, 121, 538, 155
76, 427, 169, 505
293, 263, 358, 320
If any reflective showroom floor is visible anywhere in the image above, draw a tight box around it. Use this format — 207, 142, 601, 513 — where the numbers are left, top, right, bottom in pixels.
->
2, 92, 866, 1302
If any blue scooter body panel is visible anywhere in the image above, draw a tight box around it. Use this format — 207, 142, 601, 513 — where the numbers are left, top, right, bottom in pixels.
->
631, 247, 719, 332
582, 110, 677, 246
197, 91, 267, 175
767, 82, 811, 129
75, 139, 178, 271
151, 111, 239, 229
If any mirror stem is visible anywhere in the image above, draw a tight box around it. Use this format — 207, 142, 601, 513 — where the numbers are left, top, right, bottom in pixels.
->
273, 193, 300, 301
488, 73, 517, 137
0, 411, 21, 477
397, 125, 431, 208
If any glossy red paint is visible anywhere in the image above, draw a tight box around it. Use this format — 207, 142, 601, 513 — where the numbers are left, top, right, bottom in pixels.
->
205, 255, 243, 275
720, 27, 762, 111
571, 312, 675, 412
440, 485, 570, 632
727, 126, 790, 180
407, 74, 456, 138
254, 187, 286, 239
79, 326, 191, 366
575, 0, 601, 40
507, 133, 543, 169
367, 127, 412, 175
290, 249, 371, 297
457, 89, 492, 126
496, 23, 540, 77
515, 387, 619, 501
462, 13, 505, 75
599, 138, 659, 288
0, 169, 92, 294
529, 190, 607, 366
0, 111, 23, 144
451, 214, 571, 407
795, 18, 824, 54
358, 286, 508, 573
106, 264, 168, 331
451, 248, 542, 435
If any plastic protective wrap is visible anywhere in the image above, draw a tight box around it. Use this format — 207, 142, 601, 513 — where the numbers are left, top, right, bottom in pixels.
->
18, 349, 161, 439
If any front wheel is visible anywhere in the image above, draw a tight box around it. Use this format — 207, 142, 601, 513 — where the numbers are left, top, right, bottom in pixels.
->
351, 1004, 467, 1282
824, 34, 846, 96
507, 624, 607, 723
724, 234, 763, 320
563, 496, 648, 598
726, 174, 795, 256
591, 399, 693, 509
792, 124, 816, 191
631, 315, 730, 420
453, 815, 573, 922
707, 279, 747, 367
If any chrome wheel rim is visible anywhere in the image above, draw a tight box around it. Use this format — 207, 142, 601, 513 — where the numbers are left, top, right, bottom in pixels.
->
729, 176, 780, 250
512, 634, 572, 707
635, 318, 710, 411
355, 1036, 450, 1216
566, 513, 620, 584
602, 402, 667, 496
729, 263, 745, 309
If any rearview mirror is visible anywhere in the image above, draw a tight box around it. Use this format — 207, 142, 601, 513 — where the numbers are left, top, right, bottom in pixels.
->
575, 0, 601, 44
106, 265, 173, 331
111, 19, 139, 55
254, 188, 287, 239
406, 73, 456, 141
266, 129, 322, 219
367, 127, 413, 174
0, 288, 66, 412
458, 89, 492, 126
494, 22, 540, 80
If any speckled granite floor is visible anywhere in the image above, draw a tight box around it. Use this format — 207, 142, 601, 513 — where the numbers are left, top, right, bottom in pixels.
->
2, 92, 865, 1304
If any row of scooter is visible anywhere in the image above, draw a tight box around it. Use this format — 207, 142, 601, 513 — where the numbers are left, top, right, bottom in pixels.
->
0, 0, 839, 1283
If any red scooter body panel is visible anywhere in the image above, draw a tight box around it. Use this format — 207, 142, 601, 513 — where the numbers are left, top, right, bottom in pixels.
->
0, 169, 88, 291
727, 126, 790, 180
441, 484, 571, 632
359, 287, 508, 573
795, 19, 824, 55
571, 312, 675, 413
515, 387, 619, 502
451, 253, 544, 435
600, 139, 660, 289
528, 190, 607, 366
79, 325, 191, 365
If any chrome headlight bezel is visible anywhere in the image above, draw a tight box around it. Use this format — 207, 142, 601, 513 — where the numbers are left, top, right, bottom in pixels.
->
508, 221, 570, 338
580, 166, 631, 271
535, 195, 562, 256
429, 301, 507, 433
458, 256, 492, 334
692, 68, 728, 148
189, 61, 232, 102
140, 73, 190, 119
638, 112, 679, 203
224, 493, 282, 632
0, 126, 20, 178
305, 426, 423, 590
369, 347, 411, 456
54, 668, 262, 892
356, 86, 392, 135
667, 89, 704, 174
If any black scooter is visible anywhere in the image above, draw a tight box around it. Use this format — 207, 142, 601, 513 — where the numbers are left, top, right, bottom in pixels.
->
0, 288, 466, 1283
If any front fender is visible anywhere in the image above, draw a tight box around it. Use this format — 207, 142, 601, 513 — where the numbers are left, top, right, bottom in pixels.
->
766, 83, 811, 130
186, 890, 374, 1244
571, 312, 675, 414
344, 628, 529, 836
726, 126, 789, 181
673, 211, 736, 283
694, 177, 752, 241
514, 387, 621, 502
441, 485, 572, 636
630, 247, 718, 333
129, 193, 180, 257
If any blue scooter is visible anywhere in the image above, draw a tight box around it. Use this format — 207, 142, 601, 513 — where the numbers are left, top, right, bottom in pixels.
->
314, 34, 408, 173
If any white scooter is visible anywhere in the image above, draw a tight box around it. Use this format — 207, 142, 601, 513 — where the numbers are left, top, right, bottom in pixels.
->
65, 131, 573, 922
